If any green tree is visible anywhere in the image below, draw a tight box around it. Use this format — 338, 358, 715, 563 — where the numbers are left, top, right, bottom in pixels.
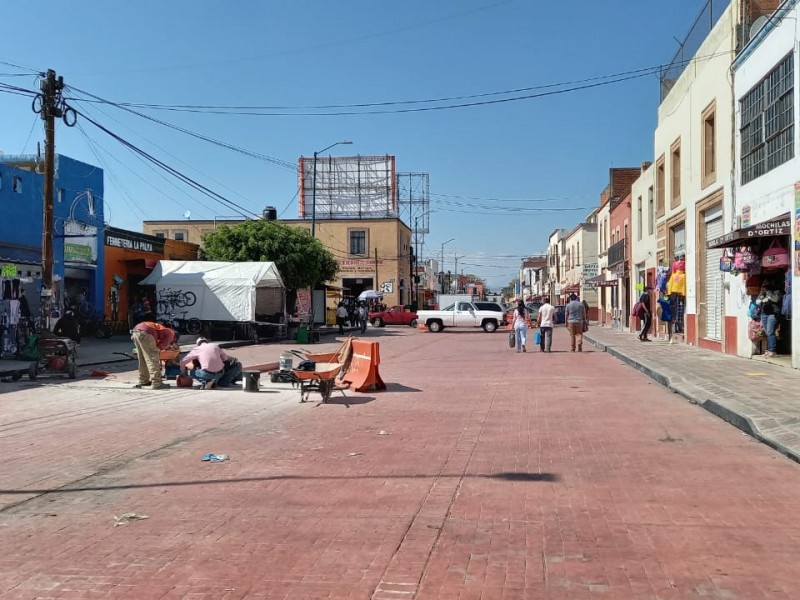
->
201, 220, 338, 290
501, 278, 517, 299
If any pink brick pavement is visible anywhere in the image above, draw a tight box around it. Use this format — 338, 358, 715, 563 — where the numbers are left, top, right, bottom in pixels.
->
0, 327, 799, 599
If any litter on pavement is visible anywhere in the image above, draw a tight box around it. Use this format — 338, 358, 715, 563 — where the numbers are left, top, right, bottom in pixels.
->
201, 453, 229, 462
114, 512, 149, 527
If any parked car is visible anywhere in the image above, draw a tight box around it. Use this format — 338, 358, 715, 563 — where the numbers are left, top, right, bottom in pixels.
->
368, 305, 418, 327
474, 302, 509, 324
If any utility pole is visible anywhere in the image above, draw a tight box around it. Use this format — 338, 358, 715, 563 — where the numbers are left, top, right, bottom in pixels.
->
374, 248, 379, 295
34, 70, 72, 333
414, 217, 420, 309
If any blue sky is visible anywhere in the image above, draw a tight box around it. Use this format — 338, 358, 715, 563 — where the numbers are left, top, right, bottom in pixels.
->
0, 0, 709, 289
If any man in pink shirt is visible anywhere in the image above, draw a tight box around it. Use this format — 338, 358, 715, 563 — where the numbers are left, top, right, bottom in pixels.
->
180, 337, 229, 389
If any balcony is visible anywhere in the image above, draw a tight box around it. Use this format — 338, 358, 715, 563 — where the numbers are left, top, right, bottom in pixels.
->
607, 239, 626, 267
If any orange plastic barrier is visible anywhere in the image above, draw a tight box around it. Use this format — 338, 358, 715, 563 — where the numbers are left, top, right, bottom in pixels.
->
338, 340, 386, 393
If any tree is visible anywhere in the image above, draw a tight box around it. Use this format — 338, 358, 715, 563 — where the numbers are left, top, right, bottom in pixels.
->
501, 278, 518, 299
460, 273, 486, 288
202, 220, 338, 290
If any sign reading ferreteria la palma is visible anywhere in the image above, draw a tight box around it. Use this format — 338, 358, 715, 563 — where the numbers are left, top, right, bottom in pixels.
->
104, 227, 164, 254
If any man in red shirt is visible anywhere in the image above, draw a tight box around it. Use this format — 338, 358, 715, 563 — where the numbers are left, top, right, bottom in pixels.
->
131, 321, 177, 389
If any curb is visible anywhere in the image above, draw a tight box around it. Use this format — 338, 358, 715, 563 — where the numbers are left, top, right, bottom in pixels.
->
584, 333, 800, 464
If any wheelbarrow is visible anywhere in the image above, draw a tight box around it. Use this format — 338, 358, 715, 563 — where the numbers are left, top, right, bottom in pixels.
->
292, 362, 344, 403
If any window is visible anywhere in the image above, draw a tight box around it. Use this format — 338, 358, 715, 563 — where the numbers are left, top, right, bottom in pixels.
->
647, 186, 654, 235
174, 231, 185, 241
349, 229, 367, 255
741, 53, 794, 184
637, 196, 643, 240
154, 231, 166, 239
655, 156, 665, 217
702, 101, 717, 187
12, 176, 22, 193
670, 139, 681, 209
670, 222, 686, 257
576, 241, 580, 266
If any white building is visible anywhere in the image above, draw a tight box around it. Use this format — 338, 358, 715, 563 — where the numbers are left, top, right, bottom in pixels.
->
653, 1, 737, 351
546, 229, 568, 304
562, 212, 599, 318
721, 0, 798, 366
630, 164, 657, 331
595, 198, 612, 324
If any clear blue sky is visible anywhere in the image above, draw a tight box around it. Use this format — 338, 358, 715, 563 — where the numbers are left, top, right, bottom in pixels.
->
0, 0, 709, 290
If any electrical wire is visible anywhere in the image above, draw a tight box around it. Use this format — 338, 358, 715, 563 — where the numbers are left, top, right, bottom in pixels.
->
19, 116, 39, 154
66, 85, 295, 170
64, 50, 733, 117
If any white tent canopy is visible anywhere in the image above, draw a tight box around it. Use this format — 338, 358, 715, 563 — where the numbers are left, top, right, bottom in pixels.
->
140, 261, 285, 322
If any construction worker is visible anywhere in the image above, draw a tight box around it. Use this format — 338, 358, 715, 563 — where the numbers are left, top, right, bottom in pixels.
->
131, 321, 177, 389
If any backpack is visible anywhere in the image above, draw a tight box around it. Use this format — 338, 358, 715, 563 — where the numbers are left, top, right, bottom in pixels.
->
631, 302, 642, 317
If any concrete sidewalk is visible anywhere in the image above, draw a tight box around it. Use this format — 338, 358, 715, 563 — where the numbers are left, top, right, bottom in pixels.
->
584, 325, 800, 462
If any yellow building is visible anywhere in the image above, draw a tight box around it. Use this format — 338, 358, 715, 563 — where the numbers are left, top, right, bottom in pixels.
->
142, 217, 414, 308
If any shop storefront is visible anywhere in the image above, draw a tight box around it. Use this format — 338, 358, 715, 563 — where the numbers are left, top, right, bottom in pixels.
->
708, 213, 792, 361
104, 227, 199, 332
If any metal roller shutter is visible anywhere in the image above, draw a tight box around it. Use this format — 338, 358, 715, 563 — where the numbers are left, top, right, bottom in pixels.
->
704, 210, 723, 340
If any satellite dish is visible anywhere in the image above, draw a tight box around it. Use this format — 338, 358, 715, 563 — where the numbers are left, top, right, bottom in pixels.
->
750, 15, 769, 39
183, 210, 191, 220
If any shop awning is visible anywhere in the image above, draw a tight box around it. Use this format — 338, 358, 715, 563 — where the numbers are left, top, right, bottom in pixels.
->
707, 213, 790, 249
0, 243, 41, 266
563, 284, 580, 295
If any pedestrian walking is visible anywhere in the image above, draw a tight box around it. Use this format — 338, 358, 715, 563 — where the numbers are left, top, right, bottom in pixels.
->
512, 299, 528, 353
638, 288, 653, 342
565, 294, 586, 352
336, 302, 348, 335
131, 321, 177, 389
358, 302, 368, 334
537, 299, 555, 352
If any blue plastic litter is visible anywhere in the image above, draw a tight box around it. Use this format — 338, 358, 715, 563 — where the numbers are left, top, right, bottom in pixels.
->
201, 453, 229, 462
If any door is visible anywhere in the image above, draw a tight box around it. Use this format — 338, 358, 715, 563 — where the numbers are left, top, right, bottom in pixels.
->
704, 209, 724, 340
455, 302, 477, 326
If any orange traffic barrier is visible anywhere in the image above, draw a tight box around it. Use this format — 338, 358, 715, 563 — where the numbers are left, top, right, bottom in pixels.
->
338, 340, 386, 393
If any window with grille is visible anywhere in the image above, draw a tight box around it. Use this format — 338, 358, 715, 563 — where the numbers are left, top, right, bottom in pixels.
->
740, 53, 794, 185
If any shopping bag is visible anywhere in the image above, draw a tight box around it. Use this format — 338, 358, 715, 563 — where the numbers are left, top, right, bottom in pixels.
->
508, 332, 515, 348
534, 331, 542, 345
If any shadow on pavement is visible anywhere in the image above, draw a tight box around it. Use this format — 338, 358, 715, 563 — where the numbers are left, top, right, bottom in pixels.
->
385, 383, 422, 393
0, 472, 560, 495
315, 395, 376, 408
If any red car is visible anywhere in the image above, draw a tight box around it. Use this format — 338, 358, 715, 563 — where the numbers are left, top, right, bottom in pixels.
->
368, 305, 418, 327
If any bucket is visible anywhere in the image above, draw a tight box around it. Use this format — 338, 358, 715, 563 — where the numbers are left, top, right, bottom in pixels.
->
279, 352, 293, 372
242, 370, 260, 392
296, 326, 308, 344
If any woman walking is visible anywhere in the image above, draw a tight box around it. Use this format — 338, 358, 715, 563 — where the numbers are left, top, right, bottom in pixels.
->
512, 300, 528, 353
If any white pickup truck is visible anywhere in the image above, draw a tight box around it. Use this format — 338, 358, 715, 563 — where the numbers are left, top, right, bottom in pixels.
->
416, 301, 505, 333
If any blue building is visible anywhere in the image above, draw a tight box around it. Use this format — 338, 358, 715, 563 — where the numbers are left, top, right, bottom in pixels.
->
0, 154, 105, 315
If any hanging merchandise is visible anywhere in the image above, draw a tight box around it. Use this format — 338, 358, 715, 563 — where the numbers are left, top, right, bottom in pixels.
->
720, 249, 734, 273
741, 247, 759, 271
734, 246, 757, 273
655, 266, 670, 294
672, 257, 686, 273
762, 240, 789, 269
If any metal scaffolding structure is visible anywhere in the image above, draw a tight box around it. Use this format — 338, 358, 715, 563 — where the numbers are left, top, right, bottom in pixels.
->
298, 155, 397, 220
396, 171, 430, 254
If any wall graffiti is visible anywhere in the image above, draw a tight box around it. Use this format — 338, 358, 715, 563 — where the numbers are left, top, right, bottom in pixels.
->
156, 288, 197, 316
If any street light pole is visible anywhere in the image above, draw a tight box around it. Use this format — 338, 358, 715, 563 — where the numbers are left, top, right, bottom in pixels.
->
308, 140, 352, 342
441, 238, 454, 295
311, 140, 352, 239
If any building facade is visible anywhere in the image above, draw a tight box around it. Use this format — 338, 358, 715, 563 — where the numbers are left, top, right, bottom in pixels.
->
630, 164, 657, 333
143, 217, 413, 311
722, 0, 800, 367
0, 154, 105, 318
546, 229, 568, 304
562, 215, 599, 319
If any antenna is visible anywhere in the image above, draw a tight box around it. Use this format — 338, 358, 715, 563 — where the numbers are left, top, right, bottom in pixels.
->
183, 210, 191, 220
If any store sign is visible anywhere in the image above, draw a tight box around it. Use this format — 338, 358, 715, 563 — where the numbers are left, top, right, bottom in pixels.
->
339, 258, 382, 274
1, 264, 17, 277
63, 220, 97, 264
582, 263, 599, 279
707, 215, 791, 248
105, 232, 164, 254
741, 205, 751, 228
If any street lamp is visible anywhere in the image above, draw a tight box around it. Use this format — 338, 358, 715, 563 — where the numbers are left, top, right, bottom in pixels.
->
441, 238, 454, 294
311, 140, 353, 238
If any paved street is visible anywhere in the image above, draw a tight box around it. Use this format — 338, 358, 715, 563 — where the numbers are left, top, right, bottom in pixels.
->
1, 327, 800, 599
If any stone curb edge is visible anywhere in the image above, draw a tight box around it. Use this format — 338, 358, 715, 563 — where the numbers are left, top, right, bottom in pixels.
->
584, 333, 800, 465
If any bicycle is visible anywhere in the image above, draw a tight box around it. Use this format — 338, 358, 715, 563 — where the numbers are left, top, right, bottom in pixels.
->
157, 311, 202, 336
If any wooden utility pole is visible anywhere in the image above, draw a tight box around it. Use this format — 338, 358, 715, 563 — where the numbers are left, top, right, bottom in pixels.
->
39, 70, 63, 331
33, 69, 75, 332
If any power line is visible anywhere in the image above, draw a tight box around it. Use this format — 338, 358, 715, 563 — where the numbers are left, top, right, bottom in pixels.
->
65, 50, 732, 117
66, 85, 295, 170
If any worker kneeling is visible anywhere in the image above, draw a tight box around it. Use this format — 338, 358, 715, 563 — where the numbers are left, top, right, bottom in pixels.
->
181, 337, 240, 389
